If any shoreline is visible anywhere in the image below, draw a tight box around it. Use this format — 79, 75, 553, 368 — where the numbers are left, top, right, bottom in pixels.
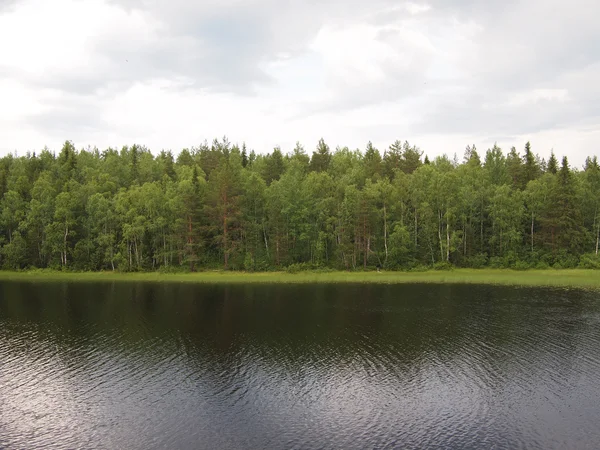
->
0, 269, 599, 289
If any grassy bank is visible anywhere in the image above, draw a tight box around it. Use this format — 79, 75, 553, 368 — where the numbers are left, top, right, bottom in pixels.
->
0, 269, 599, 289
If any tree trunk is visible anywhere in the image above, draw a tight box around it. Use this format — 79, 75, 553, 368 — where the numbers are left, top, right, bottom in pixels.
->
276, 233, 280, 266
596, 222, 599, 256
363, 214, 367, 269
163, 232, 167, 267
446, 217, 450, 262
414, 211, 418, 248
438, 210, 444, 261
595, 207, 599, 256
134, 238, 140, 268
383, 203, 388, 263
463, 221, 467, 257
63, 222, 69, 267
263, 222, 269, 252
480, 200, 484, 250
531, 211, 534, 253
223, 191, 228, 270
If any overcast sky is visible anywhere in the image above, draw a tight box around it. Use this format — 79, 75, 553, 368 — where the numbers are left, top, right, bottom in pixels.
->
1, 0, 599, 166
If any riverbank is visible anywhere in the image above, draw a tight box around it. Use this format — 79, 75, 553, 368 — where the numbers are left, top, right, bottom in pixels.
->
0, 269, 599, 289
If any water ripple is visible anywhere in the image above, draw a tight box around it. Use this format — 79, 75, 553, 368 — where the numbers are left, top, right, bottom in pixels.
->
2, 283, 600, 449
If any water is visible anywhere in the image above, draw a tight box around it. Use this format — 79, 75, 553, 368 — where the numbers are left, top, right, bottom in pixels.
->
1, 282, 600, 449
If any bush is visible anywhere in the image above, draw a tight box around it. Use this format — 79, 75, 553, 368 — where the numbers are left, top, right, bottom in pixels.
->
489, 256, 504, 269
560, 255, 579, 269
314, 266, 335, 273
433, 261, 453, 271
243, 253, 255, 272
158, 265, 188, 274
285, 262, 312, 273
535, 261, 550, 270
467, 253, 488, 269
513, 260, 530, 271
579, 253, 600, 269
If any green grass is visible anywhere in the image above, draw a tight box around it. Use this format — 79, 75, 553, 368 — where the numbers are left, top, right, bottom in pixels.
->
0, 269, 599, 289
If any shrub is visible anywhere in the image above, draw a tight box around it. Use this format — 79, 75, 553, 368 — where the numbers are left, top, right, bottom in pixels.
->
467, 253, 488, 269
433, 261, 453, 271
243, 253, 255, 272
579, 253, 600, 269
489, 256, 504, 269
513, 260, 530, 271
285, 263, 311, 273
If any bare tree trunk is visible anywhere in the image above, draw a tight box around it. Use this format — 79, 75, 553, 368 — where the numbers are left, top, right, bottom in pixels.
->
446, 218, 450, 262
134, 239, 140, 268
463, 221, 467, 257
480, 201, 484, 250
383, 203, 388, 263
63, 222, 69, 267
263, 223, 269, 252
596, 220, 599, 256
275, 225, 280, 266
531, 211, 534, 253
438, 210, 444, 261
594, 207, 599, 255
363, 215, 367, 269
223, 191, 228, 270
163, 232, 167, 267
414, 211, 418, 248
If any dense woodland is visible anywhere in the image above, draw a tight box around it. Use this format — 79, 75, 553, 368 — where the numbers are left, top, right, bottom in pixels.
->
1, 138, 600, 272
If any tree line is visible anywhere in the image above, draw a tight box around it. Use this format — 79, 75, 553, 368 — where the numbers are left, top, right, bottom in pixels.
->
1, 138, 599, 271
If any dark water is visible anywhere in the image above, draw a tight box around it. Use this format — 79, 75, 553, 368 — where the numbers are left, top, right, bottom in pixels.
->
1, 282, 600, 449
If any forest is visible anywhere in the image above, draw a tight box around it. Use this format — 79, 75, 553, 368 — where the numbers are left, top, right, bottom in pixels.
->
1, 138, 599, 272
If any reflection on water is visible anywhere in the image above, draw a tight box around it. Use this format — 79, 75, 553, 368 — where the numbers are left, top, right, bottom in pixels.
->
1, 282, 600, 449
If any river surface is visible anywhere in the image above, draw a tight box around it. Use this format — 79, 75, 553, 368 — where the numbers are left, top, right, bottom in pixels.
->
1, 282, 600, 449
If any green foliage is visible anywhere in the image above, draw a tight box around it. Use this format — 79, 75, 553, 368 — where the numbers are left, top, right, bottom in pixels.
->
0, 139, 597, 273
466, 254, 488, 269
432, 261, 453, 271
514, 260, 531, 271
579, 253, 600, 269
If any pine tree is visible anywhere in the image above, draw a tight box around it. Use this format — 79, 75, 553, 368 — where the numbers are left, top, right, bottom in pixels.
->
363, 141, 382, 179
521, 141, 540, 187
547, 151, 558, 174
309, 138, 331, 173
506, 147, 522, 189
554, 156, 584, 254
383, 140, 402, 179
241, 143, 248, 168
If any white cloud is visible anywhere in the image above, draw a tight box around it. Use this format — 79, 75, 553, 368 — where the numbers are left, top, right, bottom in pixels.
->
404, 2, 431, 15
0, 0, 599, 166
507, 89, 571, 107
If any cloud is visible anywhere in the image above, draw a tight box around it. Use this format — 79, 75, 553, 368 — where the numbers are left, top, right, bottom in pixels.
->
0, 0, 599, 166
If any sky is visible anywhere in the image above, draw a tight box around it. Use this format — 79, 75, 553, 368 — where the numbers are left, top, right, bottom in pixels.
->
0, 0, 599, 167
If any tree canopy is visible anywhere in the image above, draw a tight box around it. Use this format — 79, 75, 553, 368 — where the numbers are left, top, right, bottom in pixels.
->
0, 139, 598, 271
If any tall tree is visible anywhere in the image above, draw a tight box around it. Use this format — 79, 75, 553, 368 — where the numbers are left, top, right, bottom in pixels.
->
309, 138, 331, 173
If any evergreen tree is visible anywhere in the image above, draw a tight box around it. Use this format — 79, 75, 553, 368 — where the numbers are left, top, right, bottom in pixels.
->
547, 151, 558, 174
309, 138, 331, 173
241, 143, 249, 168
521, 141, 540, 187
363, 141, 382, 179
